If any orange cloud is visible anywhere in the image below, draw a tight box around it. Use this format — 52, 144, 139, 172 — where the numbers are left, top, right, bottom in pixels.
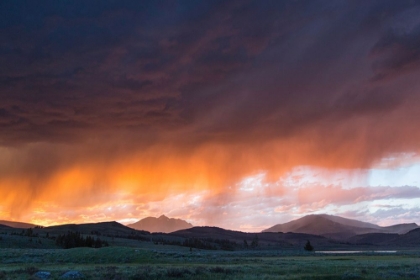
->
1, 119, 420, 226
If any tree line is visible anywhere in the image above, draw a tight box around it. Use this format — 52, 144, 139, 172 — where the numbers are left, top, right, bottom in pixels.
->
55, 231, 109, 249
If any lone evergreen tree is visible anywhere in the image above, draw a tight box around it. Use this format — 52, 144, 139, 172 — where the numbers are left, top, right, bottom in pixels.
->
304, 240, 314, 251
251, 235, 259, 248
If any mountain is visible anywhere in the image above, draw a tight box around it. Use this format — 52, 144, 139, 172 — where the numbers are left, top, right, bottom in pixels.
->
128, 215, 193, 233
320, 214, 380, 229
262, 214, 373, 238
0, 220, 37, 228
263, 214, 419, 239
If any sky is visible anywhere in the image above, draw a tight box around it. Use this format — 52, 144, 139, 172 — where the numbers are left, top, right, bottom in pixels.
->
1, 0, 420, 232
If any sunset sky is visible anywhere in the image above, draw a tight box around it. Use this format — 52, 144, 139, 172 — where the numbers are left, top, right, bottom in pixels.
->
1, 0, 420, 232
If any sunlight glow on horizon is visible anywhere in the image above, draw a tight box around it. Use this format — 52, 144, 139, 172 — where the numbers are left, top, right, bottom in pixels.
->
2, 156, 420, 231
368, 163, 420, 187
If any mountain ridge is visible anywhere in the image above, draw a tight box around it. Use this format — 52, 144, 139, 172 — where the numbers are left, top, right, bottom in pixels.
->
262, 214, 418, 239
1, 215, 420, 249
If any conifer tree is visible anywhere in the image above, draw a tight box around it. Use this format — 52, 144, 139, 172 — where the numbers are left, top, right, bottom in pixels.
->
304, 240, 314, 251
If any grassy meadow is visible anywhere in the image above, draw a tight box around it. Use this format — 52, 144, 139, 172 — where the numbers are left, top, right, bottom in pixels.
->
1, 230, 420, 279
1, 242, 420, 279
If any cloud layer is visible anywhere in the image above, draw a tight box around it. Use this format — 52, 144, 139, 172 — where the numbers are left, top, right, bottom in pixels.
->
1, 0, 420, 228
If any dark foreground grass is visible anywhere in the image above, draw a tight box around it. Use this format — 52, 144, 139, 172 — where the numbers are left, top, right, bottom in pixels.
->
1, 247, 420, 279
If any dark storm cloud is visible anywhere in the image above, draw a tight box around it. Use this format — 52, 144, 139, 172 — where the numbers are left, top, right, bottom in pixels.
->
1, 0, 420, 165
177, 0, 420, 144
1, 0, 284, 145
370, 4, 420, 81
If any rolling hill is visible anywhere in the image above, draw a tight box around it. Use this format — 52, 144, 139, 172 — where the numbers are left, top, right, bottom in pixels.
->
0, 220, 37, 228
171, 226, 336, 249
346, 227, 420, 247
127, 215, 193, 233
393, 228, 420, 246
43, 221, 142, 235
347, 233, 399, 245
1, 217, 420, 250
381, 223, 419, 234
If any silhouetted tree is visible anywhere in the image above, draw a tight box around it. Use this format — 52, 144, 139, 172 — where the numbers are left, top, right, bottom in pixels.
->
183, 238, 216, 250
304, 240, 314, 251
55, 231, 109, 249
216, 239, 236, 251
243, 239, 249, 249
94, 237, 102, 248
85, 236, 94, 247
25, 228, 33, 237
251, 235, 259, 248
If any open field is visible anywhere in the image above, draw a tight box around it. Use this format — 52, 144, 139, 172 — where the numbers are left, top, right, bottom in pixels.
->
1, 245, 420, 279
1, 227, 420, 279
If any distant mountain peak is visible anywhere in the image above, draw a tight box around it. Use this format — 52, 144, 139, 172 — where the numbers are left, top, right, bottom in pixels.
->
128, 215, 193, 233
262, 214, 419, 239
